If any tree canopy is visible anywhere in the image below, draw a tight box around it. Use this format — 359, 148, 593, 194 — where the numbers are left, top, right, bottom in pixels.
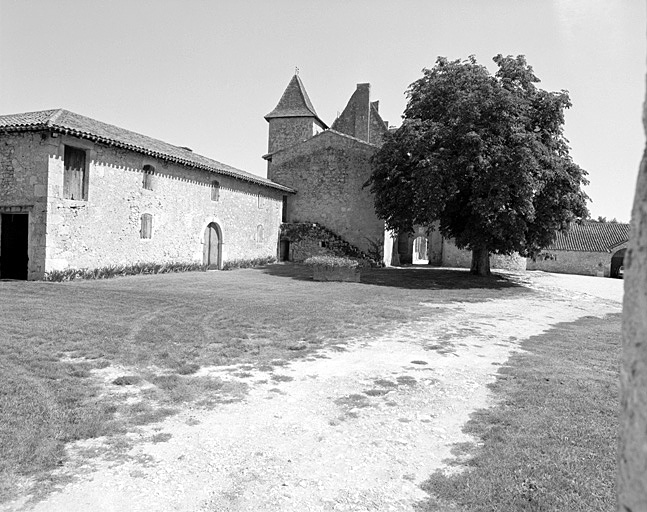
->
368, 55, 589, 275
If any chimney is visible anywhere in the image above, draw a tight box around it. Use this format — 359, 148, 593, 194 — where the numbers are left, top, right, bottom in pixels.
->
354, 83, 371, 142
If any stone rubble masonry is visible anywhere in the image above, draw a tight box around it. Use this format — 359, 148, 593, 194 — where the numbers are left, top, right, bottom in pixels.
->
0, 132, 50, 279
267, 117, 325, 155
330, 83, 389, 146
619, 92, 647, 509
526, 247, 626, 277
1, 131, 283, 279
268, 130, 385, 255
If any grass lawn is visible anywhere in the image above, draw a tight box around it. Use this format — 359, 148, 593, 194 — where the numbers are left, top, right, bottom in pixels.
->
419, 314, 620, 512
0, 264, 525, 502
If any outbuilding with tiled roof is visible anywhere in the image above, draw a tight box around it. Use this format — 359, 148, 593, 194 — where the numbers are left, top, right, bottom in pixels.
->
527, 221, 630, 277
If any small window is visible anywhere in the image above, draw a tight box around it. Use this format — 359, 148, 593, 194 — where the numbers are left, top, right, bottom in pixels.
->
140, 213, 153, 239
256, 224, 264, 244
211, 180, 220, 201
63, 145, 87, 200
142, 165, 155, 190
257, 193, 265, 209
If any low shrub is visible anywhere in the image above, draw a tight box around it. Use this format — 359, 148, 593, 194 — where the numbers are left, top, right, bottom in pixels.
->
304, 255, 361, 269
44, 261, 208, 282
222, 256, 276, 270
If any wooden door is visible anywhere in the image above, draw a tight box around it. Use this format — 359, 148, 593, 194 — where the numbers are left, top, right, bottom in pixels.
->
203, 223, 220, 269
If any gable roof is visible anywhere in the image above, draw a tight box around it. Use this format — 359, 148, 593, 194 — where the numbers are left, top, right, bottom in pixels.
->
0, 109, 294, 193
547, 221, 630, 252
262, 128, 377, 161
264, 75, 327, 128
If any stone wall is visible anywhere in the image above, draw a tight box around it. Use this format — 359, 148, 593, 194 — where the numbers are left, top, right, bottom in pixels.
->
269, 131, 385, 255
440, 239, 527, 271
526, 247, 625, 276
0, 132, 51, 279
267, 117, 324, 154
47, 134, 283, 272
619, 95, 647, 509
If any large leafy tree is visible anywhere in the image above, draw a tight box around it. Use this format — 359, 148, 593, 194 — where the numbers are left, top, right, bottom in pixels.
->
368, 55, 589, 276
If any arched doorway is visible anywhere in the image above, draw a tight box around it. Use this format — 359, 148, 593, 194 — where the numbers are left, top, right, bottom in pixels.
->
203, 223, 222, 270
412, 236, 428, 264
611, 248, 626, 278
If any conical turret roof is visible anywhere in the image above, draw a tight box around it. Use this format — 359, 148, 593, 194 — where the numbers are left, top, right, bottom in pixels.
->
265, 75, 327, 127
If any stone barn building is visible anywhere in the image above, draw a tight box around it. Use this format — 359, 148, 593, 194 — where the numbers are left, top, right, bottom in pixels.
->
526, 220, 629, 277
0, 109, 292, 280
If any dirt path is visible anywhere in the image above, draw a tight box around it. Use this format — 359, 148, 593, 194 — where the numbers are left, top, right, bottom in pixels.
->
12, 271, 623, 512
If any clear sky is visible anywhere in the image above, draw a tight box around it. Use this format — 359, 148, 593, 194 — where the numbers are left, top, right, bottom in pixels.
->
1, 0, 644, 222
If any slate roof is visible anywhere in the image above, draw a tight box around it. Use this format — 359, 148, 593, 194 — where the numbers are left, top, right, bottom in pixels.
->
0, 109, 294, 192
547, 221, 630, 252
265, 75, 328, 128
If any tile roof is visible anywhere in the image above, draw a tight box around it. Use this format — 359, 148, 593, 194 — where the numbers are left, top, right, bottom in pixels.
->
264, 75, 328, 128
0, 109, 294, 192
547, 221, 630, 252
262, 128, 377, 160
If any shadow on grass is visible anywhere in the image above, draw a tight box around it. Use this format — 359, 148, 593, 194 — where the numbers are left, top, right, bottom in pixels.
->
262, 263, 524, 290
414, 314, 620, 512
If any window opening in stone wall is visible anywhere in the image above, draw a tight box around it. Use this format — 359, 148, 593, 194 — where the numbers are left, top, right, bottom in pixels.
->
256, 224, 264, 244
140, 213, 153, 239
282, 195, 288, 222
142, 165, 155, 190
63, 145, 87, 200
258, 193, 265, 209
211, 180, 220, 201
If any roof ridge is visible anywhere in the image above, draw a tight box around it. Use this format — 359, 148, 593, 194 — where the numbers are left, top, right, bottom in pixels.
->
293, 75, 317, 117
47, 108, 66, 125
262, 128, 377, 160
0, 108, 294, 193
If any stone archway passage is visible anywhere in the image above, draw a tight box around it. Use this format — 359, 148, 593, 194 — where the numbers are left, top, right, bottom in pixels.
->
203, 223, 221, 270
611, 248, 626, 278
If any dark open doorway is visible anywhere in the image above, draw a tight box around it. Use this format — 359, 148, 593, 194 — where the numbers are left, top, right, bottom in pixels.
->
279, 240, 290, 261
610, 248, 626, 278
1, 214, 29, 280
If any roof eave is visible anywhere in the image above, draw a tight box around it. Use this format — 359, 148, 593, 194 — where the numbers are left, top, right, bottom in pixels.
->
0, 123, 295, 193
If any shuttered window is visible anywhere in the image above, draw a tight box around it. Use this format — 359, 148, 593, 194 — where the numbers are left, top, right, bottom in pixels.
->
63, 146, 87, 200
140, 213, 153, 239
142, 165, 155, 190
211, 180, 220, 201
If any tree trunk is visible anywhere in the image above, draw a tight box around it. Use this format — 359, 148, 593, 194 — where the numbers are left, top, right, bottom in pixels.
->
470, 246, 491, 276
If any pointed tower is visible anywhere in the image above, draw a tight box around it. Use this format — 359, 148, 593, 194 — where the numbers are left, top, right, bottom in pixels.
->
265, 74, 328, 155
